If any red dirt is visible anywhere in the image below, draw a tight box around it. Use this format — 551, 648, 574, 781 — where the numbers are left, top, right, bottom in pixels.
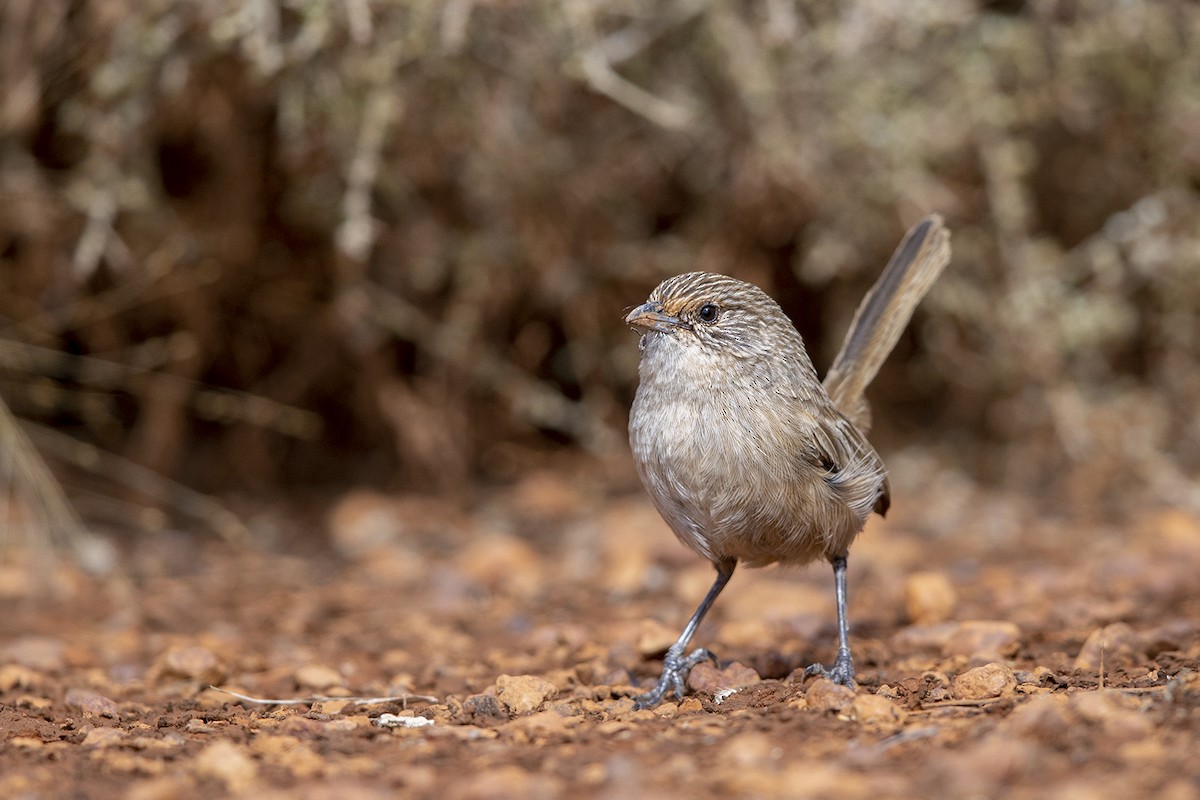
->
3, 467, 1199, 799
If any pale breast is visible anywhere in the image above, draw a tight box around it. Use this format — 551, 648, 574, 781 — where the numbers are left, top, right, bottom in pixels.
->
629, 338, 882, 567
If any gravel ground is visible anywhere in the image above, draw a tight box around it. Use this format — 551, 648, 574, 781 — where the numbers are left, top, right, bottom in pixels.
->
3, 466, 1199, 799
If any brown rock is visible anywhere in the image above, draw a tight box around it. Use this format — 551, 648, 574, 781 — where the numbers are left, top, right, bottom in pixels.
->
294, 664, 344, 691
1, 636, 66, 672
776, 762, 866, 796
15, 694, 53, 712
82, 727, 128, 748
456, 534, 544, 597
163, 646, 225, 684
943, 620, 1021, 660
278, 715, 328, 737
723, 577, 832, 623
1003, 694, 1072, 743
8, 735, 44, 749
250, 734, 324, 778
65, 689, 120, 719
192, 740, 258, 793
719, 731, 780, 768
636, 619, 677, 657
687, 661, 761, 695
494, 674, 557, 715
1142, 620, 1195, 656
193, 687, 234, 710
312, 698, 352, 715
715, 618, 775, 649
936, 735, 1037, 797
327, 490, 405, 556
129, 734, 186, 753
0, 663, 41, 691
952, 663, 1017, 700
905, 571, 958, 624
126, 776, 192, 800
509, 470, 585, 520
462, 693, 507, 724
1151, 507, 1200, 551
506, 710, 580, 742
599, 501, 660, 593
895, 620, 1021, 660
185, 718, 223, 734
893, 621, 959, 653
445, 763, 563, 800
1074, 622, 1143, 672
805, 678, 856, 712
1069, 691, 1153, 740
850, 693, 907, 725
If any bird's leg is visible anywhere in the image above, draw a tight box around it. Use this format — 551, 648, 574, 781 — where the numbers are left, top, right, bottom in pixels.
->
634, 561, 735, 709
804, 554, 856, 687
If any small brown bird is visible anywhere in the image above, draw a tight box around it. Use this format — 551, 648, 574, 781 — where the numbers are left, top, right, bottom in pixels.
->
625, 215, 951, 708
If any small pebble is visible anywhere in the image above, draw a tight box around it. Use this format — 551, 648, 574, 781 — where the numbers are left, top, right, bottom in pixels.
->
192, 740, 258, 793
687, 661, 761, 695
1074, 622, 1143, 671
905, 571, 958, 624
636, 619, 677, 657
294, 664, 343, 690
163, 646, 225, 683
952, 663, 1017, 700
65, 689, 120, 719
495, 674, 557, 715
805, 678, 856, 713
943, 620, 1021, 660
1, 637, 67, 672
327, 490, 404, 556
374, 713, 434, 728
850, 693, 907, 725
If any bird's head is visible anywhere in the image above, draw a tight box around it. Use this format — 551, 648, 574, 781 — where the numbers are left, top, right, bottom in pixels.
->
625, 272, 799, 360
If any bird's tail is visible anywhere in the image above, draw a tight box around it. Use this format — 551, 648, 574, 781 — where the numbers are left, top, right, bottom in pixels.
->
823, 214, 952, 433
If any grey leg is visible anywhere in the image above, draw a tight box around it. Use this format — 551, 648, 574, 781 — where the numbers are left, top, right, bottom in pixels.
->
804, 554, 856, 687
634, 560, 736, 709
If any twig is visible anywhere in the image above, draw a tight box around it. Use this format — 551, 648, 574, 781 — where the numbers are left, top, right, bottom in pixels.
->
366, 285, 619, 453
440, 0, 473, 53
578, 50, 693, 130
70, 188, 116, 281
569, 0, 705, 130
335, 85, 400, 266
2, 244, 216, 343
0, 338, 321, 440
344, 0, 373, 45
22, 423, 252, 545
0, 394, 113, 575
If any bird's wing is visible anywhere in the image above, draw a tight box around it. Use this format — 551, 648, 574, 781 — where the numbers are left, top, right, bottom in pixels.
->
802, 414, 890, 521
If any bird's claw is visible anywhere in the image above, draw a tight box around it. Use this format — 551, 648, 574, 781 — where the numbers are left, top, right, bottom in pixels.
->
633, 646, 717, 709
803, 648, 856, 688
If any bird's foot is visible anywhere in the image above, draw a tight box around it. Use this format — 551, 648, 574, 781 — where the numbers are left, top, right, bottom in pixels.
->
803, 648, 856, 688
633, 646, 717, 709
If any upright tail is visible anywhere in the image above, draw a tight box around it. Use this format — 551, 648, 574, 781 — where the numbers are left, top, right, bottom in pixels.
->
823, 215, 952, 433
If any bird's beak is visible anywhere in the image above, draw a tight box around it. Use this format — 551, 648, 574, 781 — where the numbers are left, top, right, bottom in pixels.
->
625, 302, 687, 334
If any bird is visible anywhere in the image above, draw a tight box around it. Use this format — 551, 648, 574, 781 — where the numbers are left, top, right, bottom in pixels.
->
624, 215, 951, 708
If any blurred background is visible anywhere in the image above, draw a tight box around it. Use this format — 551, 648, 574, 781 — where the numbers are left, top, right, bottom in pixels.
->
1, 0, 1197, 561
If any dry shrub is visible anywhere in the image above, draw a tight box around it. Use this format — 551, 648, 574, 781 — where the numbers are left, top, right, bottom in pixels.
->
0, 1, 1196, 517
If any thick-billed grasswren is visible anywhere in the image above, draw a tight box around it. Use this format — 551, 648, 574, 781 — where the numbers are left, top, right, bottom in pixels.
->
625, 216, 951, 708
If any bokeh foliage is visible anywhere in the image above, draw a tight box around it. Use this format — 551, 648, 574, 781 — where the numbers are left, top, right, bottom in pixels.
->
1, 0, 1196, 513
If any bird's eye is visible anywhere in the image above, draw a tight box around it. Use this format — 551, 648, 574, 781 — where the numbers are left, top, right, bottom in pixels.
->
697, 303, 720, 323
